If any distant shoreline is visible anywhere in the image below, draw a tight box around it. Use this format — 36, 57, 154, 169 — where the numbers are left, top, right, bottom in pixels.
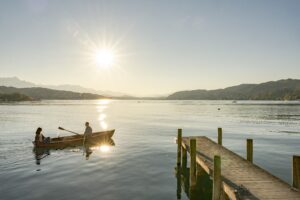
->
1, 78, 300, 101
1, 99, 300, 104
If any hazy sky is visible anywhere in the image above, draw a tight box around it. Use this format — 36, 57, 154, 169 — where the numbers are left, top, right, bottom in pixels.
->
1, 0, 300, 96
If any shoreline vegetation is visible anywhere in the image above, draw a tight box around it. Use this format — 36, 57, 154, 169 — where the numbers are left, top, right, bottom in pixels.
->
0, 86, 107, 101
167, 79, 300, 101
0, 79, 300, 102
0, 93, 33, 102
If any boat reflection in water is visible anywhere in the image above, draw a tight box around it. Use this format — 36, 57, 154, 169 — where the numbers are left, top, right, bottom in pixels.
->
175, 165, 212, 200
84, 139, 115, 160
33, 138, 115, 164
33, 148, 50, 165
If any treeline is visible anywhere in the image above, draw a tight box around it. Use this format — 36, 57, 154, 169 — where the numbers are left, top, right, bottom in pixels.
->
0, 86, 107, 101
167, 79, 300, 100
0, 93, 33, 101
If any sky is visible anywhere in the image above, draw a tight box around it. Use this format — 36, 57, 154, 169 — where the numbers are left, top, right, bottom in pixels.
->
0, 0, 300, 96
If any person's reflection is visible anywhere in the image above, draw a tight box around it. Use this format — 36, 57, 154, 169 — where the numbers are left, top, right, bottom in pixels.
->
33, 148, 50, 165
85, 144, 93, 160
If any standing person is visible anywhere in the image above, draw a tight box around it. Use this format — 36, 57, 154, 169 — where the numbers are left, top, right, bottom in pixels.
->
84, 122, 93, 141
35, 127, 50, 145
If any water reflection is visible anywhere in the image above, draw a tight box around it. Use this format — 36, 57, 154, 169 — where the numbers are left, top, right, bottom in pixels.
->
175, 166, 212, 200
33, 138, 115, 164
97, 99, 111, 105
33, 148, 50, 165
97, 99, 111, 130
84, 139, 115, 160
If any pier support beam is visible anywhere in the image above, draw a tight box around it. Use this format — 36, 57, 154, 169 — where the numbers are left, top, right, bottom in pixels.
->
190, 138, 197, 187
293, 155, 300, 189
177, 129, 182, 166
176, 166, 182, 199
182, 146, 187, 169
213, 155, 222, 200
247, 139, 253, 163
218, 128, 222, 145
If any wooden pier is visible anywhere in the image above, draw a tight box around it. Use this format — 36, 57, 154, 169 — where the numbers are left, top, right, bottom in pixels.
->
176, 128, 300, 200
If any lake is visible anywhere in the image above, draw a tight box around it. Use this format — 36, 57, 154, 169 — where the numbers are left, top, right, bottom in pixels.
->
0, 100, 300, 200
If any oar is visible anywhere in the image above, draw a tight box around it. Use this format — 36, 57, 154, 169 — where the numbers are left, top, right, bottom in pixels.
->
58, 127, 81, 136
58, 127, 87, 155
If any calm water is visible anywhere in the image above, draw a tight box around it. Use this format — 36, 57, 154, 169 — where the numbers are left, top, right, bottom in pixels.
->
0, 100, 300, 200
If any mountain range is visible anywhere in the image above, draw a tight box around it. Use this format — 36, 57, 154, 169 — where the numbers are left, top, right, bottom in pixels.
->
0, 77, 126, 97
0, 86, 106, 101
0, 77, 300, 101
167, 79, 300, 100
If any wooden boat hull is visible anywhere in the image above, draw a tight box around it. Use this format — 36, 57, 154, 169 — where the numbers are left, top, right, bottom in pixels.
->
33, 129, 115, 148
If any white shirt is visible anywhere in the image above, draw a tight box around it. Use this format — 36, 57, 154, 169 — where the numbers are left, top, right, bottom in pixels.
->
84, 126, 92, 137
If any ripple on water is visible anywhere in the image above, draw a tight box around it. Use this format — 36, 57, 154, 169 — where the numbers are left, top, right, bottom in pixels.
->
0, 100, 300, 200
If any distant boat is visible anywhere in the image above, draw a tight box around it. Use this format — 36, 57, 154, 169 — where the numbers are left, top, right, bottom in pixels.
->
232, 100, 237, 103
33, 129, 115, 148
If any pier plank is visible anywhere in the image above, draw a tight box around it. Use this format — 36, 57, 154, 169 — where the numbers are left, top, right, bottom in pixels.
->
181, 136, 300, 200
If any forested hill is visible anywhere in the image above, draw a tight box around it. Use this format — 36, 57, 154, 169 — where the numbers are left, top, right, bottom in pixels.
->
0, 86, 107, 100
167, 79, 300, 100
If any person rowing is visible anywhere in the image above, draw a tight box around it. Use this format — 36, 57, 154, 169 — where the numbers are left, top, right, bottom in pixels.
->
84, 122, 93, 141
34, 127, 50, 145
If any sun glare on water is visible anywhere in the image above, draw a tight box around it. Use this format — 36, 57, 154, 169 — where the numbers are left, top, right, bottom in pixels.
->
99, 145, 110, 152
91, 144, 111, 152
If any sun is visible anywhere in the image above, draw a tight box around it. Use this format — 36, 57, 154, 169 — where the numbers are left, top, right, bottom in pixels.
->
94, 49, 114, 67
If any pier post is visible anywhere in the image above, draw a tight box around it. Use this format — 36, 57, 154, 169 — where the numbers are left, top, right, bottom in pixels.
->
176, 166, 182, 199
218, 128, 222, 145
182, 146, 187, 169
247, 139, 253, 163
213, 155, 222, 200
177, 129, 182, 166
293, 155, 300, 189
190, 138, 197, 187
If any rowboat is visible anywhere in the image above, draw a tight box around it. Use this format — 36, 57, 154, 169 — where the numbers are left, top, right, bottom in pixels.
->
33, 129, 115, 148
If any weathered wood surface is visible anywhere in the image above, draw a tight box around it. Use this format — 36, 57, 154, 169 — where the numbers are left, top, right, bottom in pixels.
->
182, 136, 300, 200
190, 138, 197, 187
